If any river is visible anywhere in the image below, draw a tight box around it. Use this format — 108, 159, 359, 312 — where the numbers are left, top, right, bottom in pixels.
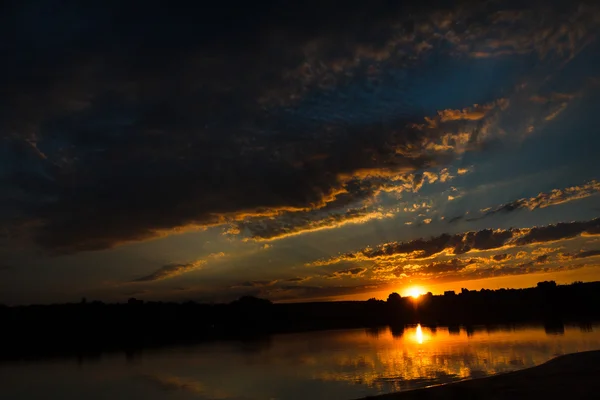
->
1, 323, 599, 399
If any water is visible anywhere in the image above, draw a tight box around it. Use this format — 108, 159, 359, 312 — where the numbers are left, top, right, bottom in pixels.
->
1, 323, 600, 400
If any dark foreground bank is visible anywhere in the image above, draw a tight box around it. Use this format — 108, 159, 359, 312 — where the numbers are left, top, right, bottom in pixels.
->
360, 350, 600, 400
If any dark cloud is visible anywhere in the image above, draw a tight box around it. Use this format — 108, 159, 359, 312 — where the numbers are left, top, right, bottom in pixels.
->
132, 252, 225, 282
132, 260, 205, 282
211, 279, 385, 302
447, 215, 465, 224
310, 218, 600, 266
231, 280, 279, 288
256, 282, 384, 302
574, 249, 600, 259
233, 204, 395, 241
562, 249, 600, 260
285, 277, 312, 283
229, 171, 448, 242
0, 1, 440, 252
464, 181, 600, 222
492, 253, 510, 261
2, 1, 597, 253
514, 219, 600, 246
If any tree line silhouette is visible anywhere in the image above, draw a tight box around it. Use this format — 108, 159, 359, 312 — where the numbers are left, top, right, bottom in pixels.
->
1, 281, 599, 361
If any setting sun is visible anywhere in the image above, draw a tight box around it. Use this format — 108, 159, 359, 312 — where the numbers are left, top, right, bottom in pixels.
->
406, 286, 426, 298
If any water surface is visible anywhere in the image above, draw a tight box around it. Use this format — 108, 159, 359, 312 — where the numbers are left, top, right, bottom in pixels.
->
1, 323, 599, 400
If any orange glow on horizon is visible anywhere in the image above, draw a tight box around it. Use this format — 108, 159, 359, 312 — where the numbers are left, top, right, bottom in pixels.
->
287, 266, 600, 304
405, 286, 426, 299
323, 265, 600, 303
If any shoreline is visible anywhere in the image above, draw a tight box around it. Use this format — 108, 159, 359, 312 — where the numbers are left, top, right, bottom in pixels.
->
359, 350, 600, 400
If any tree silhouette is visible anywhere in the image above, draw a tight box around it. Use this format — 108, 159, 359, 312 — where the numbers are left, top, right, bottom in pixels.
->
387, 292, 402, 303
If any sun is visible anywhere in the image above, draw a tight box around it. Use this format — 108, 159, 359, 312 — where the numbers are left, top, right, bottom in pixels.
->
406, 286, 425, 298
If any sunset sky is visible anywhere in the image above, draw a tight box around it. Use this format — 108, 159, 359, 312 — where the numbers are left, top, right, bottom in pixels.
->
1, 0, 600, 305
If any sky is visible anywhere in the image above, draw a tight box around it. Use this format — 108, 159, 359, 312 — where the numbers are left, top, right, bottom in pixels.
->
1, 0, 600, 305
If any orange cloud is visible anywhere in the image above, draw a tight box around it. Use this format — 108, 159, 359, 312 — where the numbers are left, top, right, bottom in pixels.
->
234, 207, 395, 242
326, 267, 367, 279
307, 218, 600, 267
423, 101, 504, 128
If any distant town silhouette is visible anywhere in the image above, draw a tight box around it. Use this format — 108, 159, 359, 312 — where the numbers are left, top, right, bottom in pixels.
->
2, 281, 599, 361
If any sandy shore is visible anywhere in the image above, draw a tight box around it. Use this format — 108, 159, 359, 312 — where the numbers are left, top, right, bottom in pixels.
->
359, 350, 600, 400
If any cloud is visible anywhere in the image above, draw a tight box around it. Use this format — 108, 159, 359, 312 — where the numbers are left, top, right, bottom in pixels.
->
285, 276, 312, 283
252, 282, 384, 302
573, 249, 600, 259
228, 167, 456, 241
514, 220, 600, 246
2, 86, 459, 253
2, 1, 597, 254
560, 249, 600, 260
530, 92, 577, 104
308, 218, 600, 266
447, 215, 464, 223
404, 202, 431, 213
200, 244, 590, 301
463, 6, 599, 59
459, 180, 600, 222
544, 103, 569, 121
277, 1, 599, 101
132, 253, 225, 282
492, 253, 511, 261
418, 258, 476, 274
369, 247, 582, 285
410, 100, 509, 155
326, 267, 367, 279
233, 207, 394, 241
424, 102, 501, 127
231, 280, 279, 288
132, 261, 206, 282
0, 3, 422, 252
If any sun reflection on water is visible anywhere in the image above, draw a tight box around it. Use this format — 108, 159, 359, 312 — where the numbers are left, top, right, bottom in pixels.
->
415, 324, 423, 344
313, 323, 600, 394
